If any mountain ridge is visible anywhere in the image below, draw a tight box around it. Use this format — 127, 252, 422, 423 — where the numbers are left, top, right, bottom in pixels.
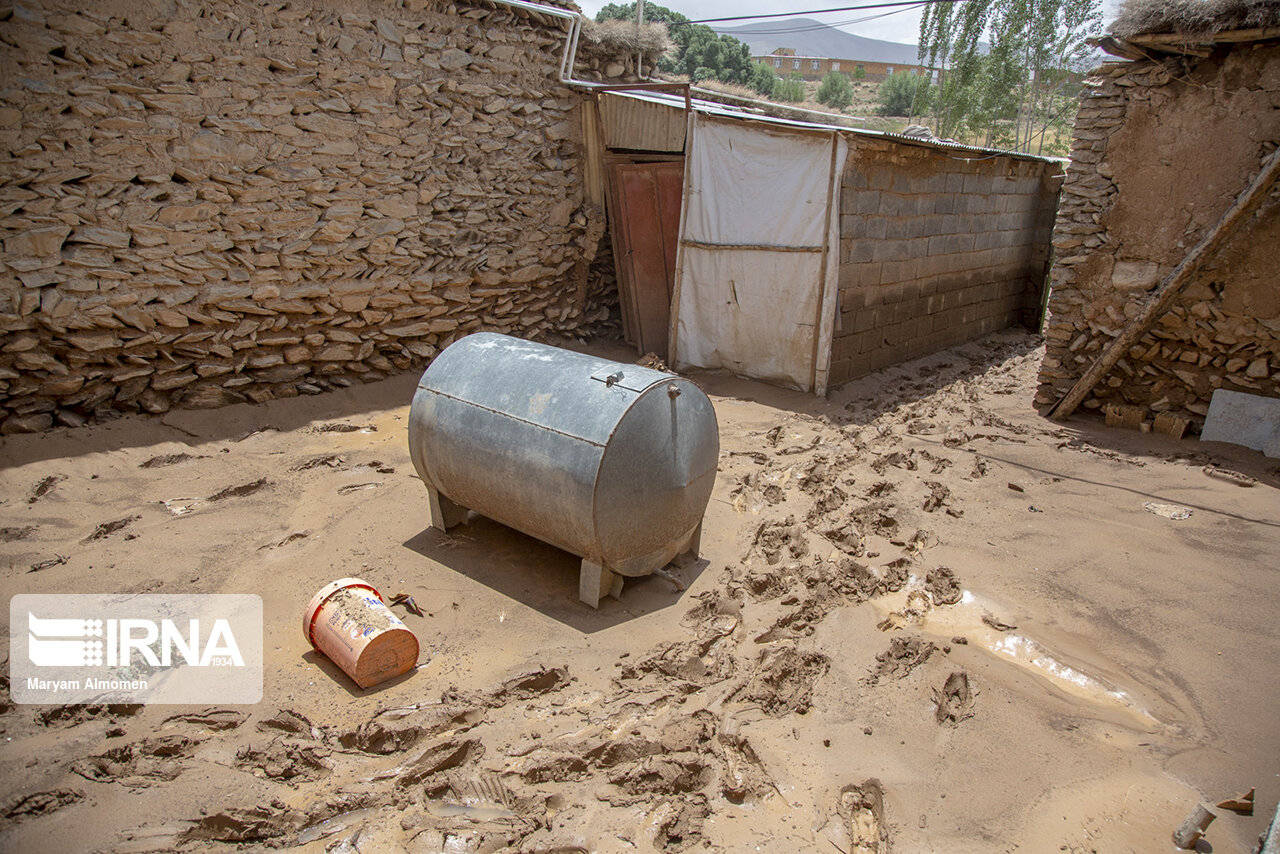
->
710, 17, 926, 66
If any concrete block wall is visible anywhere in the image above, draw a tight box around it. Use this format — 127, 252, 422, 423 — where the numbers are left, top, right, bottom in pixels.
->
0, 0, 613, 433
828, 138, 1061, 385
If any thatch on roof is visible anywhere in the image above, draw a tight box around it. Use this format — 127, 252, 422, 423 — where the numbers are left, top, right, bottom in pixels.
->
579, 18, 671, 57
1110, 0, 1280, 39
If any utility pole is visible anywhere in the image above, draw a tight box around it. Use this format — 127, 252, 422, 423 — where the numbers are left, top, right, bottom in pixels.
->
636, 0, 645, 78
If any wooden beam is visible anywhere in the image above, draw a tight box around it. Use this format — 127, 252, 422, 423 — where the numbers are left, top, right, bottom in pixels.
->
1127, 26, 1280, 46
1048, 145, 1280, 421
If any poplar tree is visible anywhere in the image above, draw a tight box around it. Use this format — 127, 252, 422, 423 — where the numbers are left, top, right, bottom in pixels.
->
918, 0, 1102, 153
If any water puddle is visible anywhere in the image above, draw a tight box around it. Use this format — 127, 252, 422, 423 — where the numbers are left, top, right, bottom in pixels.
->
425, 801, 518, 822
295, 807, 381, 845
872, 584, 1163, 729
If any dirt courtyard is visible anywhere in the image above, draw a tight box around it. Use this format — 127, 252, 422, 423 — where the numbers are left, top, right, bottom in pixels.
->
1, 329, 1277, 853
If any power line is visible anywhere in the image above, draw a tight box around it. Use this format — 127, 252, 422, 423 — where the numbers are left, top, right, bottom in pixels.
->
669, 0, 962, 26
712, 5, 928, 36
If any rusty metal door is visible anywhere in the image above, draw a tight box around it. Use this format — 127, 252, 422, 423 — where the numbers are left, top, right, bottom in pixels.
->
610, 161, 684, 357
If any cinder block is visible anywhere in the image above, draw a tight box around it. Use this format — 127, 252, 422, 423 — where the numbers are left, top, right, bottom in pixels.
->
868, 171, 893, 192
843, 171, 868, 190
853, 308, 878, 333
854, 192, 882, 215
934, 195, 957, 215
886, 218, 913, 241
945, 172, 964, 193
864, 217, 888, 240
873, 240, 906, 264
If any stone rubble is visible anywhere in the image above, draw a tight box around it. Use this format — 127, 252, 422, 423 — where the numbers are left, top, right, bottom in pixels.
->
1036, 48, 1280, 424
0, 0, 641, 433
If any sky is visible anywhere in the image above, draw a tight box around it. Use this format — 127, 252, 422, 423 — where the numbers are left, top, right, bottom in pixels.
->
575, 0, 1125, 48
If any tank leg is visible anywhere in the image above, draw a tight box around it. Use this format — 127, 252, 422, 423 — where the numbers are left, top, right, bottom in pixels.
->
679, 522, 703, 561
579, 560, 624, 608
427, 488, 468, 531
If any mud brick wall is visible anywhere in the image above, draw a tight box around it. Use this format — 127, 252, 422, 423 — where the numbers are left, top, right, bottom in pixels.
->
829, 138, 1061, 385
1035, 48, 1280, 422
0, 0, 614, 433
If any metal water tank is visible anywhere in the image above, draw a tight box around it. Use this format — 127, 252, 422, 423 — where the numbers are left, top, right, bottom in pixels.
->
408, 333, 719, 608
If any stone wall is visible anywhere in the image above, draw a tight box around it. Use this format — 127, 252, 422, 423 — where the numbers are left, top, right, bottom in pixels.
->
1035, 47, 1280, 422
830, 137, 1061, 385
0, 0, 613, 433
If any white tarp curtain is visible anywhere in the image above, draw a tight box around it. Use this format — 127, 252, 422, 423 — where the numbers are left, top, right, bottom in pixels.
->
670, 112, 847, 394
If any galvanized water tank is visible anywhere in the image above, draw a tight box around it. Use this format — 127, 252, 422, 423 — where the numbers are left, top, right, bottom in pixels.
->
408, 333, 719, 608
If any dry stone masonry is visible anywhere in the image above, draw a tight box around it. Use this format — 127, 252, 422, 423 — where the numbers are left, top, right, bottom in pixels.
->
1036, 46, 1280, 423
830, 138, 1061, 385
0, 0, 614, 433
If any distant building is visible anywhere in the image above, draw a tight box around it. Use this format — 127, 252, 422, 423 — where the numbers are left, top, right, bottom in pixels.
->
756, 47, 935, 83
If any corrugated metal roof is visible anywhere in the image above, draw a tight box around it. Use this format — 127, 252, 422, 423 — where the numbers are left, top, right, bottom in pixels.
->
602, 89, 1062, 164
598, 93, 686, 152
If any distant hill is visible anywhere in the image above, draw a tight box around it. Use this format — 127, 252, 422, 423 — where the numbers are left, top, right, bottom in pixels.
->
711, 17, 925, 65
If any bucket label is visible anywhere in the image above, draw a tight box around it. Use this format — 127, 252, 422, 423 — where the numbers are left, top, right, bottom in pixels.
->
10, 594, 263, 704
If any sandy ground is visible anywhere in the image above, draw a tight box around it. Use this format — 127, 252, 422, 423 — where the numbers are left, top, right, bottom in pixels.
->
1, 329, 1278, 854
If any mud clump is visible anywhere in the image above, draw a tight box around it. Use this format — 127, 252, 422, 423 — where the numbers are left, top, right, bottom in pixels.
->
256, 709, 315, 736
834, 559, 885, 600
925, 566, 963, 605
755, 590, 836, 643
608, 754, 710, 797
807, 486, 848, 521
486, 666, 569, 704
740, 563, 797, 599
751, 516, 810, 565
867, 636, 936, 685
163, 708, 247, 731
653, 793, 709, 852
180, 804, 305, 844
934, 670, 976, 725
37, 703, 143, 727
733, 643, 829, 716
71, 735, 201, 787
2, 789, 84, 825
338, 722, 426, 754
27, 475, 64, 504
139, 453, 204, 468
83, 515, 141, 543
395, 738, 484, 788
289, 453, 346, 472
716, 732, 774, 804
0, 525, 36, 542
921, 481, 951, 513
837, 778, 889, 853
207, 478, 271, 501
236, 741, 330, 783
516, 753, 590, 784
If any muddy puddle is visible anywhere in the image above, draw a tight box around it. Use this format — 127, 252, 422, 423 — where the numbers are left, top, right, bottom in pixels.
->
871, 583, 1171, 731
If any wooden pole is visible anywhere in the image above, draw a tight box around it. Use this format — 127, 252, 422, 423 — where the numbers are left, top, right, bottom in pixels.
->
636, 0, 645, 78
1048, 146, 1280, 421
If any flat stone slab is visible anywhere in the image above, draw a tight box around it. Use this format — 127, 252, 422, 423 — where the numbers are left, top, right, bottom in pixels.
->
1200, 389, 1280, 458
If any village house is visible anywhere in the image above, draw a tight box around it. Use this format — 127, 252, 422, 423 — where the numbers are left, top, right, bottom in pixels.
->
755, 47, 935, 83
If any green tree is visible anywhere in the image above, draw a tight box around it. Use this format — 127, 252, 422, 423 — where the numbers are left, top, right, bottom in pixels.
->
815, 70, 853, 109
596, 3, 755, 86
917, 0, 1101, 151
775, 72, 805, 103
748, 61, 780, 97
876, 72, 931, 117
852, 65, 866, 80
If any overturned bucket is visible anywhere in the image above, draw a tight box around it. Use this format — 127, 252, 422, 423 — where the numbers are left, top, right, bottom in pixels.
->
303, 578, 419, 689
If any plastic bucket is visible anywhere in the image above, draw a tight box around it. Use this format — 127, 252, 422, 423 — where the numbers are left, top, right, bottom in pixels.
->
303, 578, 419, 689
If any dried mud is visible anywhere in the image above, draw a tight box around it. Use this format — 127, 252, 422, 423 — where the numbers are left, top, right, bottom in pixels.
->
2, 331, 1278, 852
